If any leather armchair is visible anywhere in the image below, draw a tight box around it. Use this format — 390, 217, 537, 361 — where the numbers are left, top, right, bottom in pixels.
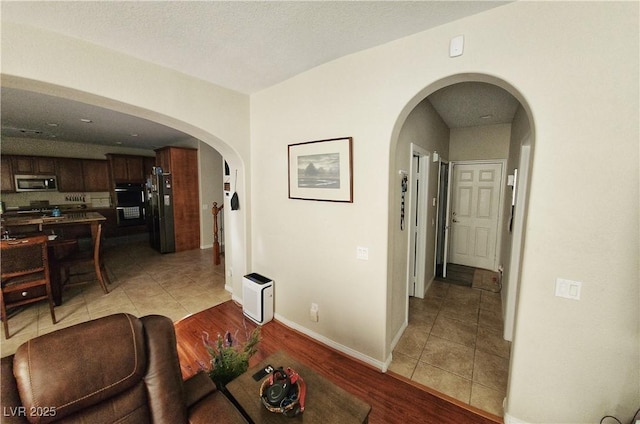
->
1, 313, 247, 424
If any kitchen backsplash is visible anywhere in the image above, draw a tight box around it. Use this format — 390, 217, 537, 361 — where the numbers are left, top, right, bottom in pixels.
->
0, 191, 112, 209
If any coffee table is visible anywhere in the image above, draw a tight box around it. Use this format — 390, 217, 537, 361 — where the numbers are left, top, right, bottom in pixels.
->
225, 350, 371, 423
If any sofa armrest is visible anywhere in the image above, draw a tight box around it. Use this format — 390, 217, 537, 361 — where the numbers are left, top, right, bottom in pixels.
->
184, 372, 216, 408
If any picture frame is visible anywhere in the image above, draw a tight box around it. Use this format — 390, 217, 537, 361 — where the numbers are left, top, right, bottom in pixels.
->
288, 137, 353, 202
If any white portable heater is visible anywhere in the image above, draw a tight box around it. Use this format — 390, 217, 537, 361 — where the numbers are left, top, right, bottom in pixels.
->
242, 273, 274, 324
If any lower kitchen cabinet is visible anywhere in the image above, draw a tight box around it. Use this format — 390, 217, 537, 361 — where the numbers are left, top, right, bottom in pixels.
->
95, 208, 118, 238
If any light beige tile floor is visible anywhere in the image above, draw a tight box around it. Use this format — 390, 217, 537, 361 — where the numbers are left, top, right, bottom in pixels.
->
1, 240, 230, 357
389, 280, 511, 417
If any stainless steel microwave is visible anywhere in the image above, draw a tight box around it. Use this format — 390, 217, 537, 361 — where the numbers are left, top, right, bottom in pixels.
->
14, 175, 58, 192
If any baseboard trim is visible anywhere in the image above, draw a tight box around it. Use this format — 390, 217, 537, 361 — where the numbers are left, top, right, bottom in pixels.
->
423, 276, 434, 297
390, 320, 408, 353
504, 412, 528, 423
274, 313, 387, 371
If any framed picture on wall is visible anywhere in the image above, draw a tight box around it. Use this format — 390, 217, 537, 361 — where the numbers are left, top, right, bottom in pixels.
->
288, 137, 353, 202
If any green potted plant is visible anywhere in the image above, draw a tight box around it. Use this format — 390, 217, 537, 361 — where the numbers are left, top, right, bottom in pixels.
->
201, 327, 261, 389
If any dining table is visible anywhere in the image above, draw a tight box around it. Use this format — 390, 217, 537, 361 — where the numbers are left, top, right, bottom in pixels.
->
1, 211, 107, 305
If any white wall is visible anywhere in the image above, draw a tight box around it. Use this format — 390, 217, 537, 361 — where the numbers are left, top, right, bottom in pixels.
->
389, 99, 449, 348
501, 106, 530, 342
198, 141, 224, 249
449, 123, 511, 161
251, 2, 639, 422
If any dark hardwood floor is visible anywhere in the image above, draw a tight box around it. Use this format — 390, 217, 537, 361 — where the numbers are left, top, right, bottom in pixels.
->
174, 300, 501, 424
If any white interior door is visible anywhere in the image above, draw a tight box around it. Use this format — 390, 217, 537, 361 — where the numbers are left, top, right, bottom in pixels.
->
408, 156, 418, 297
449, 162, 503, 270
442, 162, 453, 278
407, 146, 429, 298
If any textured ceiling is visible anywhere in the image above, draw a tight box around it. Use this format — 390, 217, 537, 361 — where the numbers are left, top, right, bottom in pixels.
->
429, 82, 520, 128
2, 1, 509, 94
1, 1, 517, 149
1, 87, 195, 149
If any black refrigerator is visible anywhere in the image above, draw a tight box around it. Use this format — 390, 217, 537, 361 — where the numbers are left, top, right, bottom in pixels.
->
147, 168, 175, 253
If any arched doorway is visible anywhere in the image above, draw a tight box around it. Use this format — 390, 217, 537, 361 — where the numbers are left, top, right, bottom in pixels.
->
387, 74, 535, 417
1, 76, 250, 300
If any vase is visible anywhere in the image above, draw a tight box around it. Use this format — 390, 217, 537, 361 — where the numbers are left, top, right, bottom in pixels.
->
209, 360, 249, 390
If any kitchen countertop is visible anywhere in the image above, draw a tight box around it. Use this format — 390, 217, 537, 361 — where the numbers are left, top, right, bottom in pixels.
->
2, 205, 114, 217
2, 211, 107, 227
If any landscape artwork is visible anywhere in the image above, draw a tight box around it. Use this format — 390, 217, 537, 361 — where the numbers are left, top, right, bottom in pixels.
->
288, 137, 353, 202
297, 153, 340, 189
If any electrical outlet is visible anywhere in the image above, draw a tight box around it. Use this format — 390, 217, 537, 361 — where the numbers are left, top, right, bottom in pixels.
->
310, 303, 319, 322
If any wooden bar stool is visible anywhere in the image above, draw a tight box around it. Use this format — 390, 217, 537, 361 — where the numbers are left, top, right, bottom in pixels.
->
1, 234, 56, 339
59, 224, 110, 294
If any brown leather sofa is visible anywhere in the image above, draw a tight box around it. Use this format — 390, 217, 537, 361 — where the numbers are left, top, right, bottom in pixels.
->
1, 313, 247, 424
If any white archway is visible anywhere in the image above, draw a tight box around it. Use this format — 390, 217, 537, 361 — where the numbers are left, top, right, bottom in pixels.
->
1, 75, 251, 298
386, 72, 536, 378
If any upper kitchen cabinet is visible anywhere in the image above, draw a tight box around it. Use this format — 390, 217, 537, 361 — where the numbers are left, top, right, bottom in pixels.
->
57, 158, 110, 192
107, 154, 148, 183
12, 156, 56, 175
56, 158, 85, 192
144, 157, 155, 178
1, 156, 15, 192
82, 160, 110, 192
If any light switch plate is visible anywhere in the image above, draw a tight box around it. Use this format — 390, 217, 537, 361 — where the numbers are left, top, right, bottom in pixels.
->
357, 246, 369, 260
555, 278, 582, 300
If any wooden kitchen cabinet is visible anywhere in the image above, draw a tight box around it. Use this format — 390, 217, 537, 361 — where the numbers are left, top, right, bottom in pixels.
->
1, 154, 142, 193
144, 156, 155, 179
95, 208, 117, 238
1, 156, 15, 192
57, 158, 110, 193
155, 146, 200, 252
56, 158, 85, 192
83, 159, 110, 191
11, 155, 56, 175
107, 154, 148, 183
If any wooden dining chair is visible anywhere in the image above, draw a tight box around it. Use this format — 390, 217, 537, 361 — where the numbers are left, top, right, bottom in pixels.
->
59, 223, 111, 294
1, 234, 57, 339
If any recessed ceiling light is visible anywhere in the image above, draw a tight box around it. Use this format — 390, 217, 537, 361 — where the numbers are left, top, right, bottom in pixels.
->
80, 118, 93, 123
19, 129, 43, 135
129, 133, 139, 137
46, 123, 59, 127
480, 114, 493, 119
